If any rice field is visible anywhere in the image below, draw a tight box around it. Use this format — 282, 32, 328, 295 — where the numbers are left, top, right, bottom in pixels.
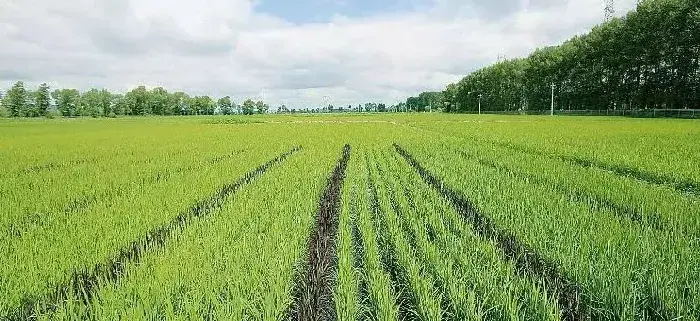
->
0, 114, 698, 320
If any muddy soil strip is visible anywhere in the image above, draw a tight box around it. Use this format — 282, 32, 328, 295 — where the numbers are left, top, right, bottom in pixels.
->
394, 143, 591, 321
408, 125, 699, 197
379, 162, 464, 320
4, 149, 249, 239
489, 140, 700, 197
452, 149, 666, 231
452, 148, 678, 320
8, 146, 301, 321
12, 157, 96, 177
386, 162, 490, 321
291, 144, 350, 321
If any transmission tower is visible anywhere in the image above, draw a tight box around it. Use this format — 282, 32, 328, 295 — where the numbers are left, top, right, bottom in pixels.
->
604, 0, 615, 22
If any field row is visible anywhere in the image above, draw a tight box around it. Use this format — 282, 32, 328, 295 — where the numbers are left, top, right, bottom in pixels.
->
1, 116, 698, 320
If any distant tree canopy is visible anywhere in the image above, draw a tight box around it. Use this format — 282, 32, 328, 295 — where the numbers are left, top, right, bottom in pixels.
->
0, 83, 276, 118
2, 81, 28, 117
1, 82, 409, 118
217, 96, 233, 115
423, 0, 700, 113
404, 92, 443, 112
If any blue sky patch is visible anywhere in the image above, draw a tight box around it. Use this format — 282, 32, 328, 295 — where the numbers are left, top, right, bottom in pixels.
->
256, 0, 424, 23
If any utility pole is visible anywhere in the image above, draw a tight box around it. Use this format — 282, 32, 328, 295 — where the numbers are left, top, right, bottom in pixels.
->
551, 83, 555, 116
478, 94, 483, 115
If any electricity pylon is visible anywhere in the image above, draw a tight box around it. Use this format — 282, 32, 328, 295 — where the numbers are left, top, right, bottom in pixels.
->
604, 0, 615, 22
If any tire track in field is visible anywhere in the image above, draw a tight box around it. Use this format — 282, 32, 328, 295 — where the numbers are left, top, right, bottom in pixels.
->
451, 147, 680, 319
451, 148, 667, 231
375, 157, 459, 321
290, 144, 350, 321
394, 143, 588, 320
486, 139, 700, 198
12, 157, 97, 176
394, 143, 679, 321
7, 146, 301, 321
4, 149, 247, 239
383, 154, 502, 321
406, 124, 700, 197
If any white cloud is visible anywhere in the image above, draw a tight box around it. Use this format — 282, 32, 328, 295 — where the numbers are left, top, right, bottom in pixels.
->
0, 0, 638, 109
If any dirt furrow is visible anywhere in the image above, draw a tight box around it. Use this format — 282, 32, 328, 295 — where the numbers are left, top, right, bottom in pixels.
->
291, 144, 350, 321
394, 143, 590, 321
8, 146, 301, 320
452, 148, 666, 231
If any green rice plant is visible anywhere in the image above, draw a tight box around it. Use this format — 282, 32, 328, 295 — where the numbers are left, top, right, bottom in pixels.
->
344, 149, 400, 321
440, 135, 700, 241
376, 148, 559, 321
0, 133, 296, 319
334, 150, 361, 321
368, 149, 443, 321
412, 116, 700, 195
400, 139, 700, 320
1, 114, 698, 320
45, 141, 340, 320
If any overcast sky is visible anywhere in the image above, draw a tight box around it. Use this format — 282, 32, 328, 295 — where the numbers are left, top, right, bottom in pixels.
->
0, 0, 637, 108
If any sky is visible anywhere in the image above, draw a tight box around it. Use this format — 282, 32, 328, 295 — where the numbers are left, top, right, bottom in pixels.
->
0, 0, 638, 109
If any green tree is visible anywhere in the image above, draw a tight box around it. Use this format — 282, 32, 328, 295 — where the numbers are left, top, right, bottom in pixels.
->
34, 83, 51, 117
125, 86, 149, 115
52, 89, 80, 117
406, 97, 421, 111
200, 96, 216, 115
416, 91, 444, 112
242, 99, 256, 115
149, 87, 169, 116
80, 89, 101, 117
0, 93, 6, 117
24, 90, 37, 117
190, 96, 215, 115
170, 92, 190, 115
255, 100, 269, 114
433, 0, 700, 113
111, 94, 127, 116
98, 89, 113, 117
3, 81, 28, 117
217, 96, 233, 115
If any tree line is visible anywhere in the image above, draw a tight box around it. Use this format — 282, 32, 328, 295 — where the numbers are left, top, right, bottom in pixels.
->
410, 0, 699, 113
0, 81, 413, 117
0, 82, 272, 118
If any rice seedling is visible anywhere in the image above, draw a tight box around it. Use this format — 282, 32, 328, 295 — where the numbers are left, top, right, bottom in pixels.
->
1, 114, 698, 320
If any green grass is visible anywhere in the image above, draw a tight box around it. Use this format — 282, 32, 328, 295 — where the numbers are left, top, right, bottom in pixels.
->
0, 114, 698, 320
